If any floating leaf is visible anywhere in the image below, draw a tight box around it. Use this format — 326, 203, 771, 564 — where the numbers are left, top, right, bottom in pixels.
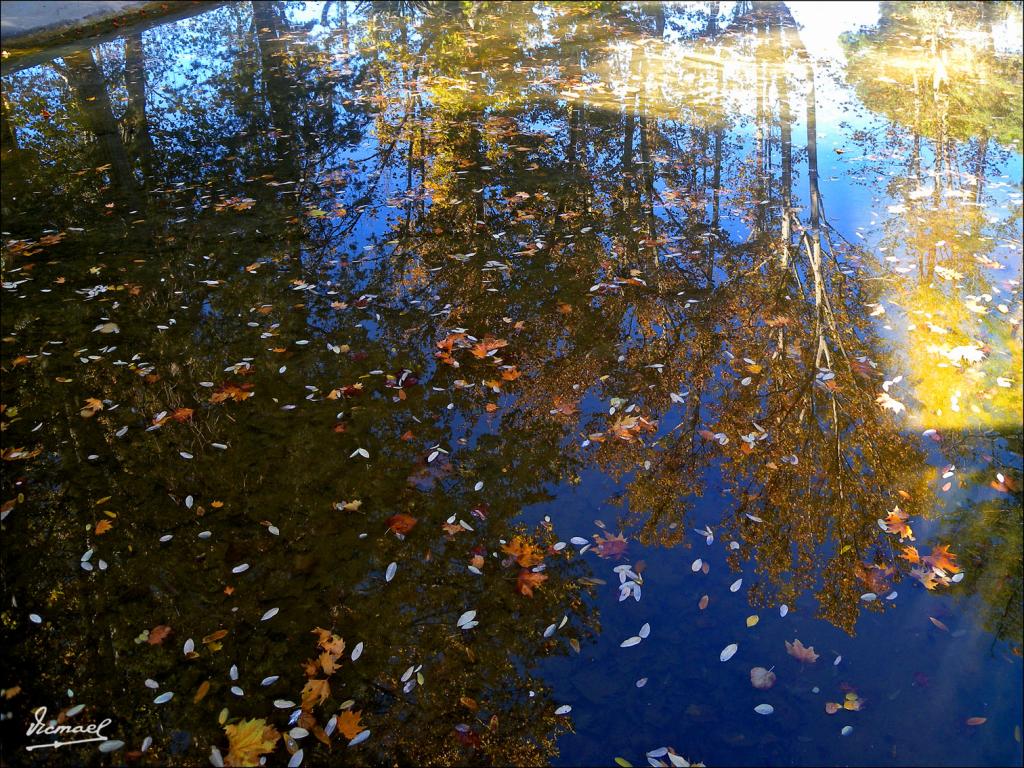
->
720, 643, 738, 662
750, 667, 776, 690
785, 638, 819, 664
224, 718, 280, 767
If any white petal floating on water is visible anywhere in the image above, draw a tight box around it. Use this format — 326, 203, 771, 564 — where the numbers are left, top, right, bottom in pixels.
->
183, 639, 195, 655
179, 451, 193, 460
951, 572, 965, 583
841, 726, 853, 736
274, 699, 296, 709
780, 604, 789, 617
554, 705, 572, 715
66, 704, 85, 717
287, 749, 304, 767
720, 643, 738, 662
348, 730, 370, 747
98, 740, 125, 753
290, 728, 309, 739
153, 692, 174, 704
543, 623, 557, 638
352, 642, 364, 661
229, 665, 238, 681
667, 753, 691, 767
261, 676, 279, 687
834, 655, 842, 666
141, 736, 152, 752
754, 704, 774, 715
210, 746, 225, 768
730, 579, 743, 593
886, 591, 898, 600
145, 679, 159, 689
647, 748, 668, 758
636, 678, 648, 688
261, 607, 279, 621
232, 563, 249, 574
29, 613, 42, 624
457, 610, 477, 628
639, 622, 651, 639
621, 636, 642, 648
385, 562, 397, 582
474, 481, 484, 491
860, 593, 877, 602
570, 537, 588, 546
691, 559, 703, 572
230, 686, 243, 697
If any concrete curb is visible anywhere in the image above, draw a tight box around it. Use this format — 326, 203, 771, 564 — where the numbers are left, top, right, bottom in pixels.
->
1, 1, 218, 72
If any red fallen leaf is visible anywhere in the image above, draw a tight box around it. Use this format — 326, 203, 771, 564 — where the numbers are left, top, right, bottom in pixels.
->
698, 595, 709, 610
592, 531, 629, 560
210, 382, 254, 403
966, 717, 987, 726
386, 514, 417, 536
516, 569, 548, 597
148, 625, 172, 645
825, 702, 841, 714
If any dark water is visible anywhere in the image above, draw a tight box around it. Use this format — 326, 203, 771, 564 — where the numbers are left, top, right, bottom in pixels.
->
1, 2, 1021, 766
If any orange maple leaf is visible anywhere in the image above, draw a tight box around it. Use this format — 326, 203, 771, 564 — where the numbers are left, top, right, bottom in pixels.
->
469, 337, 508, 359
80, 398, 104, 418
301, 678, 330, 711
785, 638, 819, 664
922, 544, 960, 574
224, 718, 279, 767
337, 709, 366, 740
882, 508, 915, 541
210, 383, 254, 404
502, 536, 544, 567
312, 627, 346, 659
516, 569, 548, 597
899, 546, 920, 564
94, 519, 114, 535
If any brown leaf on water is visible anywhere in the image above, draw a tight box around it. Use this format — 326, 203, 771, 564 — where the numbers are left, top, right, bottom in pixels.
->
922, 544, 960, 574
170, 407, 194, 422
785, 638, 819, 664
148, 625, 172, 645
516, 569, 548, 597
929, 616, 949, 632
194, 680, 210, 703
312, 627, 346, 659
698, 595, 709, 610
224, 718, 279, 767
386, 513, 417, 535
966, 717, 987, 726
80, 398, 104, 418
337, 709, 366, 740
881, 507, 915, 541
592, 531, 629, 560
301, 678, 330, 710
750, 667, 776, 690
502, 536, 544, 567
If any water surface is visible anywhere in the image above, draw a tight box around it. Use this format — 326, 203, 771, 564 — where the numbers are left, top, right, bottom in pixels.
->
1, 2, 1022, 766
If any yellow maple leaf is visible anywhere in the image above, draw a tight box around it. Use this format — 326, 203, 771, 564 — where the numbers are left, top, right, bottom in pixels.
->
312, 627, 345, 659
224, 718, 279, 767
337, 709, 366, 740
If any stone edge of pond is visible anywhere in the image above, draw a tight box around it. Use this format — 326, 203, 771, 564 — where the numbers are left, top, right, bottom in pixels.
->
1, 1, 221, 73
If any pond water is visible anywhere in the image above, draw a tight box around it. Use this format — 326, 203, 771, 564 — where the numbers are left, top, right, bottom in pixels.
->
1, 2, 1022, 766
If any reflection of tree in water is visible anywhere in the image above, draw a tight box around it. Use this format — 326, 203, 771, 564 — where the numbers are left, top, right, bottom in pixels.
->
1, 1, 1021, 764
